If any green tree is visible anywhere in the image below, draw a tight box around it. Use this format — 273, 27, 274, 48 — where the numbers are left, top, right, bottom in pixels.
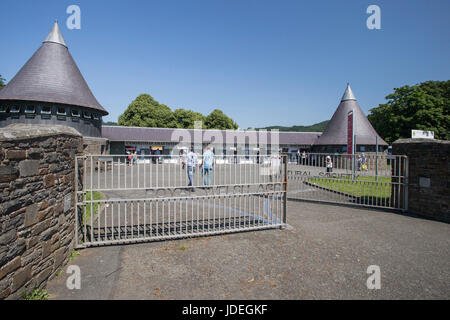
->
368, 80, 450, 144
173, 108, 205, 128
118, 94, 239, 130
204, 109, 239, 130
0, 75, 6, 90
118, 94, 177, 128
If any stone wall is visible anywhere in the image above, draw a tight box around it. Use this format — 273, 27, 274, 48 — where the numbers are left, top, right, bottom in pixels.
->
82, 136, 109, 155
0, 124, 82, 299
392, 138, 449, 222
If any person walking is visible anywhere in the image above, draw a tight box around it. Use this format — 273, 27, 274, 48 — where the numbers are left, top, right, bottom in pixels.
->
202, 146, 214, 186
126, 150, 131, 166
357, 154, 362, 171
185, 147, 198, 192
326, 155, 333, 175
361, 153, 367, 171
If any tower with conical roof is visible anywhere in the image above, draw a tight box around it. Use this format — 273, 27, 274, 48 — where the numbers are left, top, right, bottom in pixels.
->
313, 83, 387, 153
0, 20, 108, 137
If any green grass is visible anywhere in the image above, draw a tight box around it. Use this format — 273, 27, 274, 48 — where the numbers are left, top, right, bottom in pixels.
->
22, 288, 49, 300
70, 250, 81, 261
83, 191, 103, 224
308, 176, 392, 199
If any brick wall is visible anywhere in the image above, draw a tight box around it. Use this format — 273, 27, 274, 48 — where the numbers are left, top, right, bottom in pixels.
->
0, 124, 82, 299
392, 138, 449, 222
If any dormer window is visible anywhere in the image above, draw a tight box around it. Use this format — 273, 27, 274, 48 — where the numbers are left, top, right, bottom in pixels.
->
25, 105, 36, 114
92, 113, 100, 120
83, 111, 91, 119
10, 106, 20, 113
71, 109, 80, 117
41, 106, 52, 115
57, 107, 66, 116
0, 106, 6, 113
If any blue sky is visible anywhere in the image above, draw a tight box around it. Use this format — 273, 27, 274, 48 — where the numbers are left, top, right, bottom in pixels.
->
1, 0, 449, 128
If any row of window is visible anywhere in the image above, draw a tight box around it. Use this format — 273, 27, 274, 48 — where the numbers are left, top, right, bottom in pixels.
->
0, 105, 101, 120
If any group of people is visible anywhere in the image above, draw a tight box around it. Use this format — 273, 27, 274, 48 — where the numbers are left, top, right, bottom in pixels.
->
126, 150, 138, 166
296, 149, 370, 174
357, 153, 368, 171
181, 146, 215, 191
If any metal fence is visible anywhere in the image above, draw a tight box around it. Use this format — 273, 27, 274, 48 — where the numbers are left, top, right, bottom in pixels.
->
287, 153, 408, 210
75, 155, 288, 247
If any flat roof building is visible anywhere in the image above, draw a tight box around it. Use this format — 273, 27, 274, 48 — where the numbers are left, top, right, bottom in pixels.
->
103, 125, 322, 162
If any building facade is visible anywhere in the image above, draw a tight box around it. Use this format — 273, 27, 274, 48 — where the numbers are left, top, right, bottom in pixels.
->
103, 125, 321, 162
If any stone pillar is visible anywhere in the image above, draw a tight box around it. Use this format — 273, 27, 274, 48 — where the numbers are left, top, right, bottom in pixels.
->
392, 138, 449, 222
0, 124, 83, 299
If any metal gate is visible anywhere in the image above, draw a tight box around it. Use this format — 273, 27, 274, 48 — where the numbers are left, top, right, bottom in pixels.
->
75, 155, 287, 248
287, 153, 408, 211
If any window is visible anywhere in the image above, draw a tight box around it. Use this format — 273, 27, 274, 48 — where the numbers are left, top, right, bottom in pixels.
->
92, 113, 100, 120
83, 111, 91, 119
10, 106, 20, 113
0, 105, 6, 113
25, 105, 36, 114
41, 106, 52, 115
71, 109, 80, 117
57, 107, 66, 116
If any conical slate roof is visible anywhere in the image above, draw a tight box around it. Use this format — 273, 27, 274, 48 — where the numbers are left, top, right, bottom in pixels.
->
315, 84, 387, 146
0, 21, 108, 115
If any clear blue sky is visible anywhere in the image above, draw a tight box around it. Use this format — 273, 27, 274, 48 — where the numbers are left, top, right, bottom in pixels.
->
1, 0, 449, 128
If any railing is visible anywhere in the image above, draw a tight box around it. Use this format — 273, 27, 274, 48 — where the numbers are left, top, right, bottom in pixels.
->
75, 155, 288, 247
79, 154, 285, 191
287, 153, 408, 210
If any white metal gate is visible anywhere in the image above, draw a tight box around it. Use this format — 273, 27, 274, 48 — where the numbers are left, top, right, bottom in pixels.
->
287, 153, 408, 211
75, 155, 288, 248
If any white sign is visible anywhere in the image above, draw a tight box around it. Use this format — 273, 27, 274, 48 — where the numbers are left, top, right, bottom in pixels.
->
411, 130, 434, 139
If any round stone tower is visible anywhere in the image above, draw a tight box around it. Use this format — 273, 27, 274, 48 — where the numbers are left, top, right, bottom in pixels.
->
0, 20, 108, 137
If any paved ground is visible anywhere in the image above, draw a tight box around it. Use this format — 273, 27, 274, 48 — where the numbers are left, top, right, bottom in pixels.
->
46, 201, 450, 299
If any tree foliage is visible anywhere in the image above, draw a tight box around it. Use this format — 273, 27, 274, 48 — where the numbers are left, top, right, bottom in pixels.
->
173, 108, 205, 129
204, 109, 239, 130
118, 94, 177, 128
118, 94, 238, 130
368, 80, 450, 144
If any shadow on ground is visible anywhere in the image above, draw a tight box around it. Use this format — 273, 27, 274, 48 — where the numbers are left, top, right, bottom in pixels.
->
46, 201, 450, 299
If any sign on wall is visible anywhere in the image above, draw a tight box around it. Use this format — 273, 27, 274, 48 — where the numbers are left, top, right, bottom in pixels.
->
411, 130, 434, 139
